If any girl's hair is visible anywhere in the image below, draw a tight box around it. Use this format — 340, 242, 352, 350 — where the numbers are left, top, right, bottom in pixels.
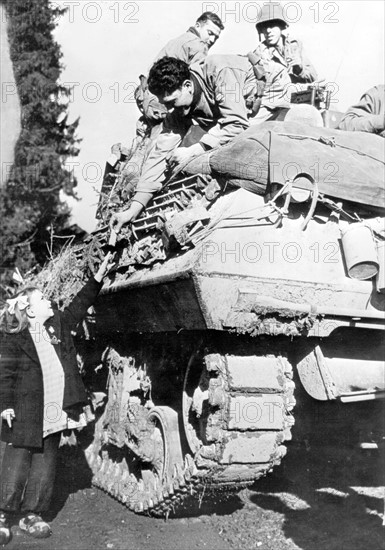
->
0, 286, 39, 334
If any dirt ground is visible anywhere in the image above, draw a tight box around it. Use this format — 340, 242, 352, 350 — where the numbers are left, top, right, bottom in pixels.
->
3, 438, 384, 550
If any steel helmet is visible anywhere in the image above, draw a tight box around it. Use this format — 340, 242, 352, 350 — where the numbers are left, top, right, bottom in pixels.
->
256, 2, 288, 31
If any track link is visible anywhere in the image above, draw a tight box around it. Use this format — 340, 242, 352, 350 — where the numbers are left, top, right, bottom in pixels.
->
84, 348, 295, 516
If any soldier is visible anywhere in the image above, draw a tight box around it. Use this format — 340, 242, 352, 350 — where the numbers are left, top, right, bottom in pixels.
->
154, 11, 224, 65
110, 55, 259, 232
136, 11, 224, 127
249, 1, 317, 122
108, 12, 224, 176
338, 85, 385, 135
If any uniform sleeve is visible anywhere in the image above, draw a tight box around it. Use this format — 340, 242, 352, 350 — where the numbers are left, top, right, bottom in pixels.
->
184, 39, 209, 65
199, 67, 250, 149
132, 114, 190, 207
155, 35, 208, 66
288, 40, 317, 83
62, 277, 103, 330
338, 89, 385, 133
0, 335, 18, 411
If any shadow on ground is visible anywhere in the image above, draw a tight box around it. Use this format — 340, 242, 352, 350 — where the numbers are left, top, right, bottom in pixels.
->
258, 445, 384, 549
46, 442, 94, 522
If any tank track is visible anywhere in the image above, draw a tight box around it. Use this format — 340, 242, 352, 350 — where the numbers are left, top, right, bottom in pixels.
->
84, 350, 295, 517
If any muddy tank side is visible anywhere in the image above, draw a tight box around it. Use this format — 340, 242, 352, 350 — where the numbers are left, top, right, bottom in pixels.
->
190, 189, 385, 333
95, 188, 384, 337
92, 185, 385, 407
82, 121, 384, 517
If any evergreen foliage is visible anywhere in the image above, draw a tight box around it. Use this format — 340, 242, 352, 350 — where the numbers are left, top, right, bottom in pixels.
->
0, 0, 81, 295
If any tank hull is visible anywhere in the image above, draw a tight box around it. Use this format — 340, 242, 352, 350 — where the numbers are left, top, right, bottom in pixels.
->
79, 187, 385, 515
96, 189, 384, 337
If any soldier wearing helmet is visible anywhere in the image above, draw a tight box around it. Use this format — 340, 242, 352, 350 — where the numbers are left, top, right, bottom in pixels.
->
249, 2, 317, 122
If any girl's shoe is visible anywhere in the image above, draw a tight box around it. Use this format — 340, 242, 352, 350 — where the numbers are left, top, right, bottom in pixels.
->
19, 514, 52, 539
0, 513, 11, 546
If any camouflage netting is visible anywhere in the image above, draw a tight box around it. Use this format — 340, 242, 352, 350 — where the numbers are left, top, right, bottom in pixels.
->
28, 131, 156, 306
96, 130, 156, 226
31, 236, 107, 307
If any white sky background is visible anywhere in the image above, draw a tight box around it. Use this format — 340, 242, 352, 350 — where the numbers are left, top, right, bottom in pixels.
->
53, 0, 385, 232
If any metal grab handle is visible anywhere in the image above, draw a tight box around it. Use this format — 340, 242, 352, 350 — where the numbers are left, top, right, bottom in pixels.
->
301, 177, 319, 231
269, 179, 294, 228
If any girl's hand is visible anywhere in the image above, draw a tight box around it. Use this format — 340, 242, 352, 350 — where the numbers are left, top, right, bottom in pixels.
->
1, 409, 15, 428
94, 252, 115, 282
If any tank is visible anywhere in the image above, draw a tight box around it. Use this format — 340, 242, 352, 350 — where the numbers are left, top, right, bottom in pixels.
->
44, 109, 385, 517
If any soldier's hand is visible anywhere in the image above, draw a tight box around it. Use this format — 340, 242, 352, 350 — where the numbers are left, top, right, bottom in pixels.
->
110, 211, 133, 233
374, 113, 385, 132
109, 202, 144, 233
170, 143, 205, 167
111, 143, 122, 156
1, 409, 15, 428
291, 62, 303, 76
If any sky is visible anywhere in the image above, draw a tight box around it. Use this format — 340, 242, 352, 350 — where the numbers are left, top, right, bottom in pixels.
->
53, 0, 385, 232
0, 4, 21, 186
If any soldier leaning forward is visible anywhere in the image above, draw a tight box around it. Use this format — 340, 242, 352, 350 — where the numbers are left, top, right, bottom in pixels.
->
110, 54, 264, 231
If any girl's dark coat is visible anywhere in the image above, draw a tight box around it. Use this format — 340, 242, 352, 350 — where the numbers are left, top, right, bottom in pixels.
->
0, 278, 102, 448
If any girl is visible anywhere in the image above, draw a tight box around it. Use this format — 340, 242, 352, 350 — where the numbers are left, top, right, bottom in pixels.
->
0, 255, 111, 545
